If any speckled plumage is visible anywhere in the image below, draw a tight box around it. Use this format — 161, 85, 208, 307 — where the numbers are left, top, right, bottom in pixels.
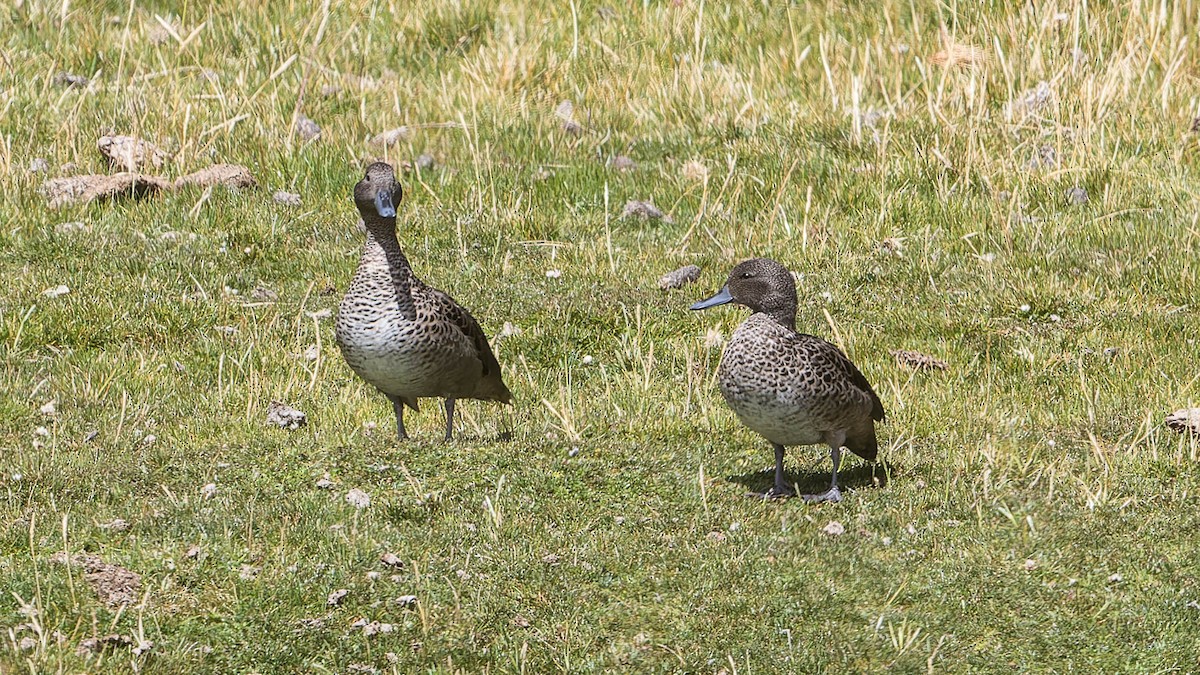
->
335, 163, 511, 441
692, 258, 884, 502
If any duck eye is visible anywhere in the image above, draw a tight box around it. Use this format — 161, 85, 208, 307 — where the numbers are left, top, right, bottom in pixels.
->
740, 272, 754, 279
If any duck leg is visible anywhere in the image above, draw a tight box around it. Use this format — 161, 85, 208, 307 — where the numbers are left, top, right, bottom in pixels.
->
443, 398, 456, 442
387, 395, 410, 441
803, 444, 842, 504
755, 444, 796, 499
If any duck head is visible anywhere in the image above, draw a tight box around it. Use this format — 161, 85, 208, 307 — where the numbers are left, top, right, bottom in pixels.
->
354, 162, 403, 224
690, 257, 798, 327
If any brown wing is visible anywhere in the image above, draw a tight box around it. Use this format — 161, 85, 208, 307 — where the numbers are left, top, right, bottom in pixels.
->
801, 334, 886, 422
412, 280, 513, 404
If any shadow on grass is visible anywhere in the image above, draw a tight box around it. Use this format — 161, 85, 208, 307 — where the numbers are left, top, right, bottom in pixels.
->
726, 460, 893, 497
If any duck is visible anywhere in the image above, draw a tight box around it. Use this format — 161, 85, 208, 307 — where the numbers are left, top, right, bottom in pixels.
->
690, 258, 885, 502
335, 162, 512, 441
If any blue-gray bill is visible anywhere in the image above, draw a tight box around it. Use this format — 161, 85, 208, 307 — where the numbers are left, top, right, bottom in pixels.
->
374, 190, 396, 218
690, 286, 733, 311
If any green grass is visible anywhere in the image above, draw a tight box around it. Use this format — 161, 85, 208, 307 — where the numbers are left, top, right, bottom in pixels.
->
4, 0, 1200, 671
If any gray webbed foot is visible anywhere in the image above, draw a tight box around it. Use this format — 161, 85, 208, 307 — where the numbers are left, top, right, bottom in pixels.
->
750, 483, 796, 500
802, 487, 842, 504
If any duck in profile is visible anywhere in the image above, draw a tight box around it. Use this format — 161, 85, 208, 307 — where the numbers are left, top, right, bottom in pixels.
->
690, 258, 885, 503
335, 162, 512, 441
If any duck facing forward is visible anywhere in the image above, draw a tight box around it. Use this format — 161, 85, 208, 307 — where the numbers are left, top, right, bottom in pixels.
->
691, 258, 885, 503
335, 162, 512, 441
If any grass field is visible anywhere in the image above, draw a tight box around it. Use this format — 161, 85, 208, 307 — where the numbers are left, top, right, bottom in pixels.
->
4, 0, 1200, 672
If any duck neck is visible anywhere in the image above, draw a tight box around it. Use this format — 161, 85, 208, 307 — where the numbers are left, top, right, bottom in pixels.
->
362, 219, 417, 319
764, 307, 797, 331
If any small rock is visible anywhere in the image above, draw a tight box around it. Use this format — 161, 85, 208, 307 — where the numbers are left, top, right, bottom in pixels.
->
362, 621, 394, 637
315, 474, 335, 489
306, 308, 333, 321
185, 545, 202, 559
345, 488, 371, 509
1027, 145, 1057, 170
822, 521, 845, 536
239, 564, 260, 580
302, 345, 320, 361
555, 100, 582, 136
18, 635, 37, 651
200, 483, 218, 499
563, 119, 584, 136
415, 153, 436, 171
890, 349, 948, 371
50, 552, 142, 607
611, 155, 636, 171
266, 401, 307, 430
1066, 186, 1088, 205
657, 264, 701, 290
250, 285, 278, 301
132, 639, 153, 656
1166, 409, 1200, 437
39, 400, 57, 415
545, 269, 563, 279
327, 589, 350, 606
511, 614, 531, 628
54, 72, 89, 89
380, 552, 404, 567
42, 284, 70, 298
680, 160, 708, 182
395, 594, 417, 607
1024, 559, 1037, 571
213, 325, 238, 336
41, 173, 171, 208
273, 190, 301, 207
98, 135, 169, 171
160, 230, 197, 243
1103, 347, 1120, 358
370, 127, 409, 147
1011, 80, 1054, 116
706, 530, 726, 543
856, 107, 888, 130
621, 199, 672, 222
541, 553, 561, 565
1108, 573, 1122, 583
294, 114, 321, 142
76, 634, 133, 656
175, 164, 256, 190
28, 157, 49, 173
876, 237, 905, 257
54, 221, 91, 234
98, 518, 129, 532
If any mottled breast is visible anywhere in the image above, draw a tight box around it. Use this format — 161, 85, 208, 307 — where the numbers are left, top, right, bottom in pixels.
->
336, 257, 481, 399
717, 314, 874, 447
